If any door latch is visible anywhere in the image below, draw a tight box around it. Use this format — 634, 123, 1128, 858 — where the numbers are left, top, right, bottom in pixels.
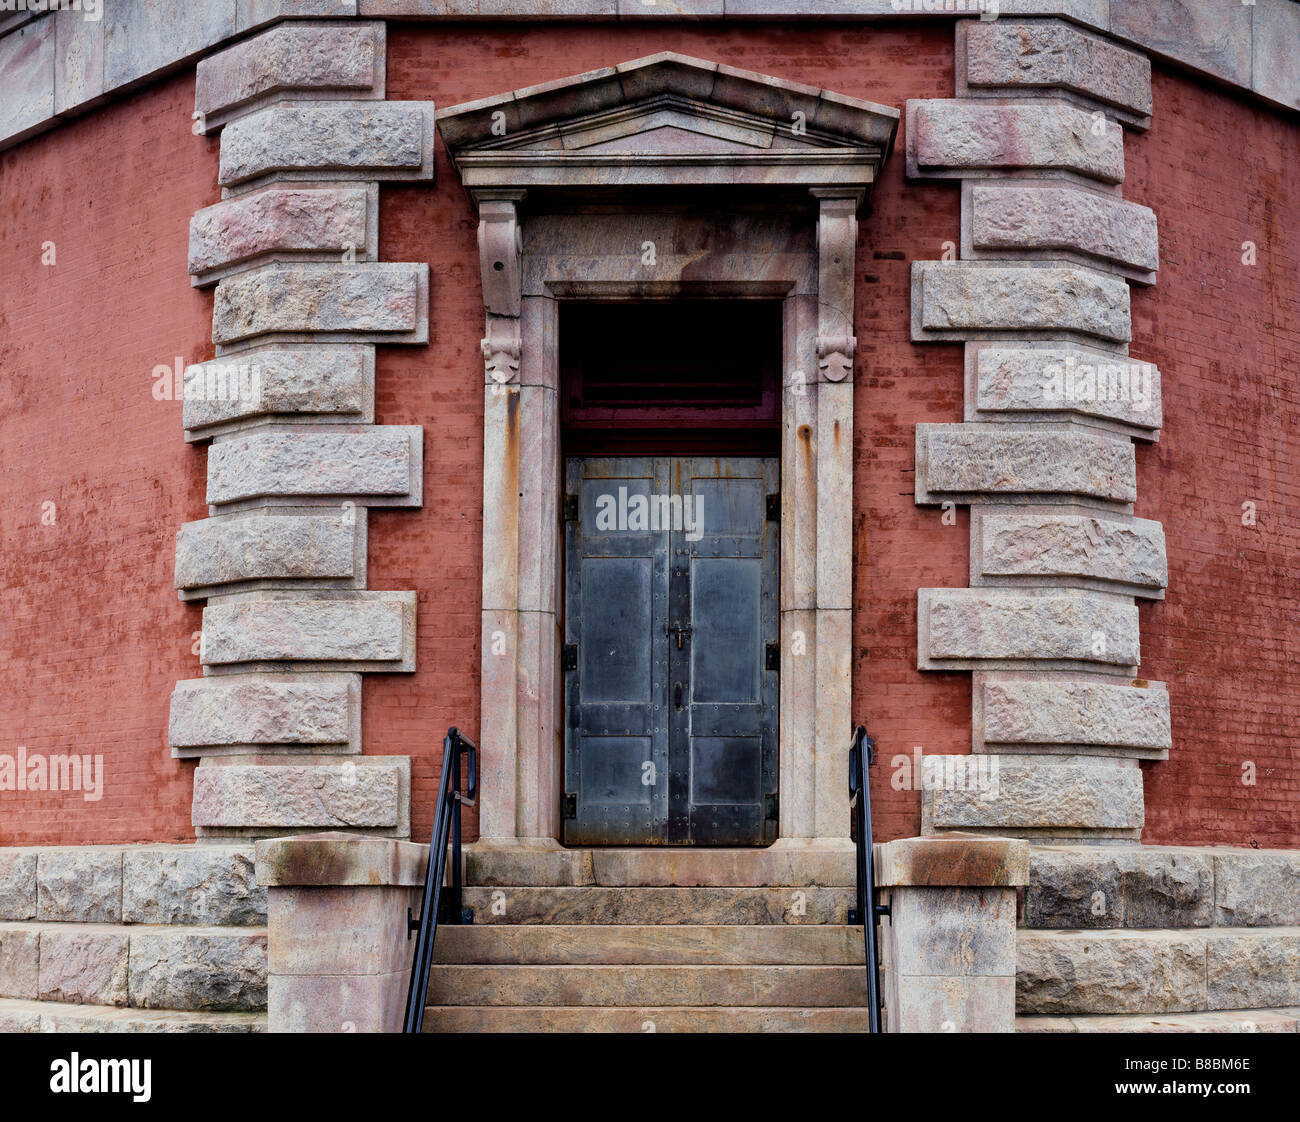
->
667, 622, 692, 650
766, 642, 780, 671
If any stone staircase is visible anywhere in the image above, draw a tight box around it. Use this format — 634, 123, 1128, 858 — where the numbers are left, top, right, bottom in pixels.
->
421, 845, 871, 1033
0, 844, 267, 1032
1015, 845, 1300, 1033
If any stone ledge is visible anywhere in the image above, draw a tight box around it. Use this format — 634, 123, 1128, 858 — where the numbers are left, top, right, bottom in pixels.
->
964, 181, 1158, 285
966, 341, 1161, 440
193, 757, 412, 838
206, 427, 422, 508
958, 18, 1153, 128
212, 262, 429, 347
218, 100, 437, 190
916, 424, 1137, 507
200, 590, 418, 672
256, 832, 428, 887
195, 20, 386, 133
906, 98, 1125, 184
175, 507, 365, 599
975, 672, 1171, 758
874, 835, 1030, 888
182, 345, 374, 441
971, 507, 1166, 598
919, 587, 1141, 672
912, 261, 1132, 345
189, 183, 377, 288
168, 673, 362, 758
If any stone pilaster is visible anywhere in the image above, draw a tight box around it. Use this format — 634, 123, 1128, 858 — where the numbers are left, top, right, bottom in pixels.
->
171, 20, 433, 839
909, 18, 1169, 843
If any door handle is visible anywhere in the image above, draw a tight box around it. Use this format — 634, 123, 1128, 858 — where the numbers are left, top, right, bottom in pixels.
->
673, 683, 684, 711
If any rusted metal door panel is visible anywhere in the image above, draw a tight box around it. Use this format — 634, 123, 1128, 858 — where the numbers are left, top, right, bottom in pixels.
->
564, 455, 779, 846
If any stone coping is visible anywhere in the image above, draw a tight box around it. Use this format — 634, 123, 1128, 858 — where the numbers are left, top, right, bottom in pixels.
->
0, 2, 1295, 154
255, 832, 428, 887
874, 834, 1030, 887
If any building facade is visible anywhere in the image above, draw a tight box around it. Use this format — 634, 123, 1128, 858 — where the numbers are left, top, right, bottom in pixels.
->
0, 0, 1297, 1033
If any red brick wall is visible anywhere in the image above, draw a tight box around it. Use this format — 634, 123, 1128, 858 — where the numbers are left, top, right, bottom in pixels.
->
1126, 69, 1300, 848
0, 73, 218, 844
0, 25, 1294, 851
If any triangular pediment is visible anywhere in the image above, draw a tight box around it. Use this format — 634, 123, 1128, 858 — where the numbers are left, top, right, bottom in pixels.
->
437, 53, 899, 197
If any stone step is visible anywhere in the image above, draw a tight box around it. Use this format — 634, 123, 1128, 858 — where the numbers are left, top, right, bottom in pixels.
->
1024, 844, 1300, 929
434, 925, 865, 965
0, 922, 267, 1012
0, 844, 265, 925
426, 964, 867, 1007
0, 997, 266, 1033
1017, 927, 1300, 1016
464, 844, 855, 888
1017, 1009, 1300, 1033
462, 886, 854, 925
423, 1005, 871, 1032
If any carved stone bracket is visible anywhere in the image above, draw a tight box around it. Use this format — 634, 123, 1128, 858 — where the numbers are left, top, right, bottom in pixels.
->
476, 192, 525, 386
813, 191, 860, 383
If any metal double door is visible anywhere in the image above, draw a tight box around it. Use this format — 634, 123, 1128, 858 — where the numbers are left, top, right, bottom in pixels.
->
563, 456, 779, 846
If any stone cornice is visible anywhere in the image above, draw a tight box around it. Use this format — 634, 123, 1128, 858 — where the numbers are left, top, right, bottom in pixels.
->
2, 3, 1293, 154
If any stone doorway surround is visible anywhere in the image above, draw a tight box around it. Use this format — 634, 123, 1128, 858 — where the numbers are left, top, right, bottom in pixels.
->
435, 54, 900, 855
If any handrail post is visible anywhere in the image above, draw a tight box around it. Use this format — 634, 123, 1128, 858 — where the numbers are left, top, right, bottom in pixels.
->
849, 724, 885, 1034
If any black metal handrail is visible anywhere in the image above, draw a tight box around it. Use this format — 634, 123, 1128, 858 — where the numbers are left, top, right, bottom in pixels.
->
402, 727, 478, 1034
849, 724, 888, 1033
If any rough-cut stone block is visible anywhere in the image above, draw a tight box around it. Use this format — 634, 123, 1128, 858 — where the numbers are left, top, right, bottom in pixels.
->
1207, 930, 1300, 1011
189, 184, 375, 286
1254, 0, 1300, 111
919, 588, 1140, 670
123, 847, 267, 926
907, 99, 1124, 184
916, 424, 1136, 505
1215, 850, 1300, 927
54, 7, 106, 117
218, 101, 436, 187
963, 19, 1152, 121
195, 20, 385, 132
38, 927, 130, 1007
967, 183, 1158, 282
0, 19, 54, 148
0, 851, 37, 920
128, 928, 268, 1012
104, 0, 237, 92
0, 925, 39, 999
37, 849, 122, 923
1024, 846, 1213, 928
206, 428, 422, 507
973, 509, 1167, 596
925, 756, 1144, 834
1018, 930, 1205, 1014
200, 592, 417, 672
212, 262, 428, 346
192, 759, 410, 833
912, 262, 1131, 344
175, 509, 363, 597
968, 343, 1162, 437
1111, 0, 1253, 91
182, 345, 373, 438
977, 673, 1171, 757
169, 673, 360, 758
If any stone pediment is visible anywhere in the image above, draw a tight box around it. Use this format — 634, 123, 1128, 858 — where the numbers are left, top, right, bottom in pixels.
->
437, 52, 900, 198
